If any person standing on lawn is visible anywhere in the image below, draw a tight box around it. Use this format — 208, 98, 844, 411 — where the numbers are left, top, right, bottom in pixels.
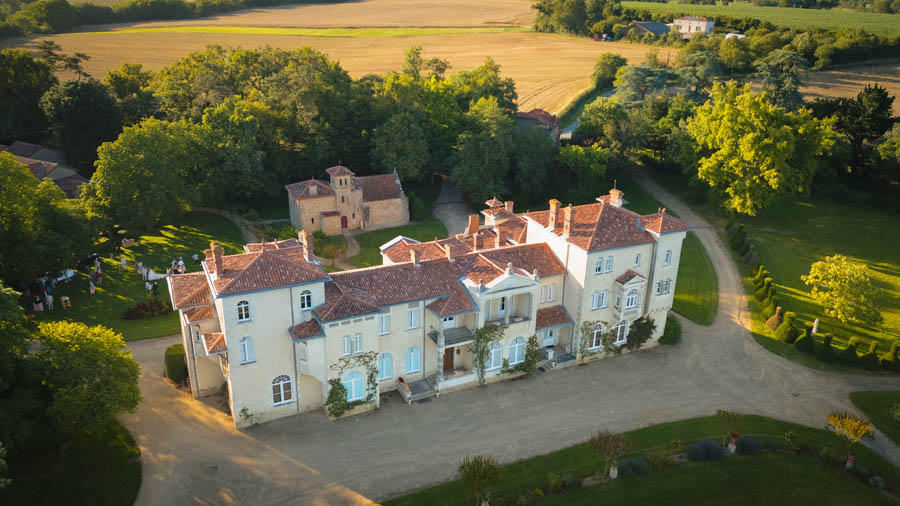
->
121, 256, 127, 270
89, 280, 96, 295
33, 294, 43, 311
95, 269, 102, 286
45, 293, 54, 310
152, 282, 159, 297
145, 280, 152, 296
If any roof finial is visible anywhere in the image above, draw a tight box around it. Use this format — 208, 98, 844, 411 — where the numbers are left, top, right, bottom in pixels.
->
613, 179, 617, 190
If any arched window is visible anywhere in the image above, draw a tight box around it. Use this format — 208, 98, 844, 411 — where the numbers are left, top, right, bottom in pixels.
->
272, 375, 292, 405
299, 290, 312, 309
614, 321, 628, 345
237, 300, 250, 322
341, 195, 345, 203
509, 337, 526, 365
406, 346, 420, 373
239, 337, 254, 364
605, 256, 614, 273
343, 371, 364, 401
378, 353, 392, 381
626, 289, 638, 309
486, 342, 502, 370
595, 258, 603, 274
590, 325, 605, 349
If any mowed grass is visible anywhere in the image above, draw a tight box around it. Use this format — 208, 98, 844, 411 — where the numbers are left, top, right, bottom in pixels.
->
347, 218, 447, 267
384, 414, 900, 506
11, 32, 663, 114
30, 212, 244, 341
621, 1, 900, 35
850, 391, 900, 447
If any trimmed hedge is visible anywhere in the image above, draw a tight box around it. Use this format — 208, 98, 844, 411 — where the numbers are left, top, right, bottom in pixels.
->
659, 316, 682, 345
838, 343, 859, 367
736, 436, 760, 456
814, 333, 836, 362
860, 351, 881, 371
684, 440, 725, 461
794, 331, 814, 353
165, 344, 188, 384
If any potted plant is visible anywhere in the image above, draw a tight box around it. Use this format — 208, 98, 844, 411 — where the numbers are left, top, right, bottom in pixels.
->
608, 461, 619, 479
727, 433, 739, 455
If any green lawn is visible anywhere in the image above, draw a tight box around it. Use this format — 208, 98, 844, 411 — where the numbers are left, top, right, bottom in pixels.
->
347, 218, 448, 268
31, 212, 244, 341
619, 176, 719, 325
384, 414, 900, 506
621, 1, 900, 36
5, 419, 141, 506
851, 391, 900, 447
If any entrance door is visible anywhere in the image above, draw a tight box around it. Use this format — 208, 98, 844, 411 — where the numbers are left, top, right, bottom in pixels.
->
497, 297, 506, 319
443, 347, 454, 372
542, 328, 556, 347
442, 316, 455, 330
341, 216, 348, 229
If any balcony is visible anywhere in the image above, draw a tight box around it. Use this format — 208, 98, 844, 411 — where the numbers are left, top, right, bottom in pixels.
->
428, 326, 475, 346
484, 315, 530, 328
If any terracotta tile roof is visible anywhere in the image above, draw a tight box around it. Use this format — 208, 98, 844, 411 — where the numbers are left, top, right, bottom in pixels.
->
356, 174, 402, 202
326, 165, 355, 176
289, 319, 324, 340
642, 210, 691, 235
478, 243, 565, 279
616, 269, 644, 284
461, 255, 507, 285
426, 288, 475, 317
244, 239, 300, 252
483, 207, 516, 218
202, 332, 226, 355
485, 196, 504, 208
496, 219, 527, 243
315, 281, 384, 322
5, 141, 42, 158
285, 179, 335, 200
208, 247, 329, 296
14, 155, 57, 179
169, 272, 212, 309
522, 201, 655, 252
52, 173, 87, 198
515, 109, 558, 128
536, 305, 573, 329
184, 306, 216, 323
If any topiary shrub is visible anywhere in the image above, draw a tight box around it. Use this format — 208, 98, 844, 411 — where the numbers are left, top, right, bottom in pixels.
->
860, 351, 880, 371
766, 306, 784, 332
738, 242, 750, 257
774, 317, 795, 342
881, 342, 899, 372
164, 344, 188, 384
794, 331, 814, 353
616, 457, 650, 477
838, 343, 859, 367
814, 333, 836, 362
752, 266, 768, 287
754, 285, 768, 301
762, 302, 776, 321
736, 436, 759, 455
659, 317, 682, 345
685, 440, 725, 461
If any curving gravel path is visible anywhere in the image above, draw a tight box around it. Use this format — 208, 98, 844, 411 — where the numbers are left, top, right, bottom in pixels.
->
123, 176, 900, 505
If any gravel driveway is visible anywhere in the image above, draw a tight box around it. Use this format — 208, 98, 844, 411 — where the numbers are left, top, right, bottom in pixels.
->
123, 175, 900, 505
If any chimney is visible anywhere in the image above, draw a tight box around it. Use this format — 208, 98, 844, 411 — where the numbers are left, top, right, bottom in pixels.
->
211, 241, 224, 275
563, 204, 573, 237
609, 188, 624, 207
444, 244, 454, 262
549, 199, 561, 229
309, 183, 317, 196
504, 201, 514, 213
495, 232, 503, 249
298, 230, 315, 262
410, 248, 421, 266
466, 214, 479, 235
472, 234, 480, 251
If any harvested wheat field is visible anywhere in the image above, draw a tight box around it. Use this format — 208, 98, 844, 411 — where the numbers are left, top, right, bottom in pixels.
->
803, 64, 900, 115
92, 0, 535, 28
15, 31, 661, 113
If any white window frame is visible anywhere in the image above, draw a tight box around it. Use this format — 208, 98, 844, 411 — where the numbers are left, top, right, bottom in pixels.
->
549, 284, 556, 301
664, 249, 672, 267
664, 279, 672, 294
378, 353, 392, 381
239, 336, 254, 364
615, 294, 621, 309
406, 346, 420, 373
486, 342, 502, 370
605, 256, 614, 273
509, 337, 526, 365
626, 289, 638, 309
589, 326, 604, 350
379, 314, 391, 335
237, 300, 250, 322
540, 285, 547, 302
343, 371, 364, 402
272, 375, 293, 405
595, 258, 604, 274
614, 321, 628, 346
600, 289, 609, 309
299, 290, 312, 309
591, 292, 600, 310
656, 281, 663, 296
343, 334, 363, 356
408, 302, 420, 330
634, 253, 641, 267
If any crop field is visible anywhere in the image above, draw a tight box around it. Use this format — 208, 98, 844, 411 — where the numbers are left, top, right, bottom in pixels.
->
621, 1, 900, 35
804, 64, 900, 115
81, 0, 536, 27
11, 30, 662, 113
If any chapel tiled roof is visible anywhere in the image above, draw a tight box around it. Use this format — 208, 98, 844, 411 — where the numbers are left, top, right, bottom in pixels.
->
642, 210, 691, 235
169, 272, 212, 309
207, 247, 329, 296
325, 165, 355, 176
289, 319, 324, 340
184, 306, 216, 323
356, 174, 403, 202
284, 179, 335, 200
616, 269, 644, 284
202, 332, 226, 355
536, 305, 573, 329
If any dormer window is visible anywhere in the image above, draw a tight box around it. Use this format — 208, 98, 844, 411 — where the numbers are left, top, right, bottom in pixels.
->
300, 290, 312, 309
237, 300, 250, 322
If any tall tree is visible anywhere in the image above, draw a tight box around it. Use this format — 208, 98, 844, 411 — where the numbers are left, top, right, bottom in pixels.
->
754, 49, 808, 110
676, 51, 722, 95
575, 96, 630, 152
557, 143, 609, 184
200, 96, 267, 202
450, 97, 516, 202
831, 84, 895, 174
613, 65, 667, 103
687, 82, 835, 215
449, 57, 518, 114
802, 254, 882, 325
718, 37, 753, 73
401, 46, 449, 81
103, 62, 156, 126
40, 79, 122, 173
513, 126, 557, 198
35, 321, 141, 435
0, 49, 56, 143
371, 111, 430, 181
591, 53, 627, 89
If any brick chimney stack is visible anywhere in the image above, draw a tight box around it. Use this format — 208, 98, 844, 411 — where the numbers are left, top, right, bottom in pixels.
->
495, 232, 504, 249
472, 233, 480, 251
609, 188, 624, 207
562, 204, 573, 236
504, 201, 514, 213
444, 244, 454, 262
309, 182, 317, 196
298, 230, 315, 262
466, 214, 479, 235
210, 241, 224, 275
549, 199, 561, 229
410, 248, 421, 266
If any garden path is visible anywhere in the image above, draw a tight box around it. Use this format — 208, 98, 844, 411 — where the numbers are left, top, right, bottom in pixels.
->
333, 232, 361, 271
124, 177, 900, 505
432, 178, 471, 235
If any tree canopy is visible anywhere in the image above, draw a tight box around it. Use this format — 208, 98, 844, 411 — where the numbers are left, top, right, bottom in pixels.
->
450, 97, 516, 203
371, 111, 430, 181
0, 49, 56, 143
802, 254, 882, 325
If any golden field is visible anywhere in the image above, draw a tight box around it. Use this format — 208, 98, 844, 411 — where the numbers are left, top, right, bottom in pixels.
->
803, 64, 900, 115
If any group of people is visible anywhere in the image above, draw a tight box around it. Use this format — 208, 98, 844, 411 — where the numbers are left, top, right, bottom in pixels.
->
167, 257, 187, 276
31, 276, 56, 311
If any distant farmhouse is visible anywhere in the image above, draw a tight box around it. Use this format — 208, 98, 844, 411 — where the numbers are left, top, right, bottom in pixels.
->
672, 16, 715, 38
285, 166, 410, 236
515, 108, 560, 145
630, 21, 670, 37
1, 141, 88, 198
